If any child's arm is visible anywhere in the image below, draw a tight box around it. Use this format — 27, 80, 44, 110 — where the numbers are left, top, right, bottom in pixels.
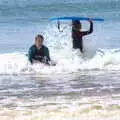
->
81, 19, 93, 36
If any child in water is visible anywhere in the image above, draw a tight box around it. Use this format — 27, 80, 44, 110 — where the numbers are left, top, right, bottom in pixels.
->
72, 19, 93, 53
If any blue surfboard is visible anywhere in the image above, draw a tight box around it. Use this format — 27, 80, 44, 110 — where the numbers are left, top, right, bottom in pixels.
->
50, 17, 104, 22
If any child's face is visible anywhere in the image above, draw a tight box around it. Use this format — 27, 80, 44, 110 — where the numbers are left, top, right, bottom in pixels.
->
35, 37, 44, 48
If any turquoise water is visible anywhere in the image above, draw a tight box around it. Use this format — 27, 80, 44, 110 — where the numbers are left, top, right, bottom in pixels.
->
0, 0, 120, 120
0, 0, 120, 52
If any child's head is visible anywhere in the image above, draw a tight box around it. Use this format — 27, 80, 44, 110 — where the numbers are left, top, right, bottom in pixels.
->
72, 20, 81, 30
35, 34, 44, 48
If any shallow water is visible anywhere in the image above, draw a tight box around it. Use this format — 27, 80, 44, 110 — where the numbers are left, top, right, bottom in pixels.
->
0, 71, 120, 120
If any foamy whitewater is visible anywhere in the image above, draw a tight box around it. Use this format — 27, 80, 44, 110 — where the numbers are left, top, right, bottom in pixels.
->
0, 0, 120, 120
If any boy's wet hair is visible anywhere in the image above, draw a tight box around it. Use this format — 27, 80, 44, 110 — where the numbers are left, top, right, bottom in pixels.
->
35, 34, 44, 41
72, 20, 81, 25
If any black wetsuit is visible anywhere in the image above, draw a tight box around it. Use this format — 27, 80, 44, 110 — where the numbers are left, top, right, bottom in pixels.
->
72, 21, 93, 53
28, 44, 50, 64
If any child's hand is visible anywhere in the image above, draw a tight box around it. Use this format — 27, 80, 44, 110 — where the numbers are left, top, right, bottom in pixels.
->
33, 60, 40, 64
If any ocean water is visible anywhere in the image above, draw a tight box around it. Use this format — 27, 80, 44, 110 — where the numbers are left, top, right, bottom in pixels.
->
0, 0, 120, 119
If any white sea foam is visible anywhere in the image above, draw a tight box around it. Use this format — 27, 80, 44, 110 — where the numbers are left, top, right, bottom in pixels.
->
0, 49, 120, 75
0, 96, 120, 120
